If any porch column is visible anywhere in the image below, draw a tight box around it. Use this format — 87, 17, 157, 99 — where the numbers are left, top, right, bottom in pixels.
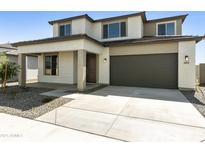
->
18, 53, 26, 87
77, 50, 86, 91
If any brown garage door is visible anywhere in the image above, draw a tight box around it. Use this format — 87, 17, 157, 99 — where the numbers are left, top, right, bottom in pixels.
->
110, 53, 178, 89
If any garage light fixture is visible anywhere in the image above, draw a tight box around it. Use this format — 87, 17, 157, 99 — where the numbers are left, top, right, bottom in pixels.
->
103, 58, 107, 63
184, 55, 189, 64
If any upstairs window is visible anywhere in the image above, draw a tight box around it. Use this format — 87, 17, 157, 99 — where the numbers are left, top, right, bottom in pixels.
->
59, 24, 71, 37
157, 22, 175, 36
103, 22, 127, 39
45, 55, 58, 76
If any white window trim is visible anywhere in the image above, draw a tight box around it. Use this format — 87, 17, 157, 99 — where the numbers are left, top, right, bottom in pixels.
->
156, 20, 177, 36
102, 22, 127, 39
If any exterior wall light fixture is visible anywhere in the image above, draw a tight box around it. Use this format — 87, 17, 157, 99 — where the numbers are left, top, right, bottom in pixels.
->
103, 58, 107, 63
184, 55, 189, 64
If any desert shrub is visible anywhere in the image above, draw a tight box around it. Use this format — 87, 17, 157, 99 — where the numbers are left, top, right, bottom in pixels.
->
0, 53, 20, 93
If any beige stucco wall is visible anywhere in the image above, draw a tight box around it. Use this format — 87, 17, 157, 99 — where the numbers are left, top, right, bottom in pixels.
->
52, 15, 144, 41
77, 50, 86, 90
89, 22, 102, 41
17, 40, 84, 54
85, 16, 143, 42
37, 47, 110, 85
53, 23, 59, 37
110, 42, 178, 56
178, 41, 196, 89
98, 47, 110, 84
38, 51, 75, 84
17, 39, 103, 55
72, 19, 86, 35
85, 19, 97, 39
52, 19, 85, 37
144, 22, 155, 36
144, 19, 182, 36
83, 39, 104, 54
52, 18, 98, 38
18, 54, 26, 86
128, 16, 143, 39
52, 15, 184, 40
73, 51, 78, 84
177, 19, 182, 35
101, 16, 143, 42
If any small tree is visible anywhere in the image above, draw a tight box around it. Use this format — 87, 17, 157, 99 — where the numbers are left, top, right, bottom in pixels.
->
0, 52, 20, 93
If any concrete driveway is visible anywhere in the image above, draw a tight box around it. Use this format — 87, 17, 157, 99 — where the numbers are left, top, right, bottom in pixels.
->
37, 86, 205, 141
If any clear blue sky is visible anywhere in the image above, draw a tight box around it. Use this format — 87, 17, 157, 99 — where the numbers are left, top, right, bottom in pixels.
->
0, 11, 204, 64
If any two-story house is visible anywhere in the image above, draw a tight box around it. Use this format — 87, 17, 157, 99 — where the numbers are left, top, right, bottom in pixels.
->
12, 12, 203, 91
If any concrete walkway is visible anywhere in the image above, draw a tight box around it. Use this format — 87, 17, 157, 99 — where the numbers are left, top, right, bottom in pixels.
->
0, 113, 120, 142
36, 86, 205, 142
32, 82, 104, 97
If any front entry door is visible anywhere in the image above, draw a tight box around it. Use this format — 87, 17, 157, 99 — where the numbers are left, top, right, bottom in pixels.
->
86, 53, 96, 83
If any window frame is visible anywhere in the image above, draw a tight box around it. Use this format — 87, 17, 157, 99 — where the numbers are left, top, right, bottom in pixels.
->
102, 21, 127, 39
108, 22, 120, 38
59, 23, 72, 37
156, 21, 177, 36
44, 53, 59, 76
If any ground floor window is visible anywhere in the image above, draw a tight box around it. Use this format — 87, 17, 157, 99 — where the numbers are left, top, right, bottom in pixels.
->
44, 54, 58, 75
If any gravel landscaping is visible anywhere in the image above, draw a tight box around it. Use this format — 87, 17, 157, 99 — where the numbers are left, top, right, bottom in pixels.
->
0, 86, 72, 119
181, 86, 205, 117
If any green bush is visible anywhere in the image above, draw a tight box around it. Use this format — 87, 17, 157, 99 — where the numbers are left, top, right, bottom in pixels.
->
0, 53, 20, 93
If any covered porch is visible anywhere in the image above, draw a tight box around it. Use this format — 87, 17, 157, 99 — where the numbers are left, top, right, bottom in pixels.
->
15, 36, 109, 91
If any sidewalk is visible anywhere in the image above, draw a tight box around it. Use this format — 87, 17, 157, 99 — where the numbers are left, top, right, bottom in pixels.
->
0, 113, 120, 142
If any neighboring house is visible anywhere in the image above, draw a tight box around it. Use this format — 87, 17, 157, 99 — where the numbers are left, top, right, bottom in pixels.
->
12, 12, 203, 91
0, 43, 18, 62
0, 43, 38, 82
0, 43, 18, 82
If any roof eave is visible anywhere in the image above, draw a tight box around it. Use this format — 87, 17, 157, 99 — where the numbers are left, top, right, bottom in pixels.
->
48, 14, 94, 25
94, 11, 146, 22
146, 14, 188, 24
48, 12, 147, 25
103, 36, 203, 47
0, 46, 17, 50
12, 34, 103, 47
